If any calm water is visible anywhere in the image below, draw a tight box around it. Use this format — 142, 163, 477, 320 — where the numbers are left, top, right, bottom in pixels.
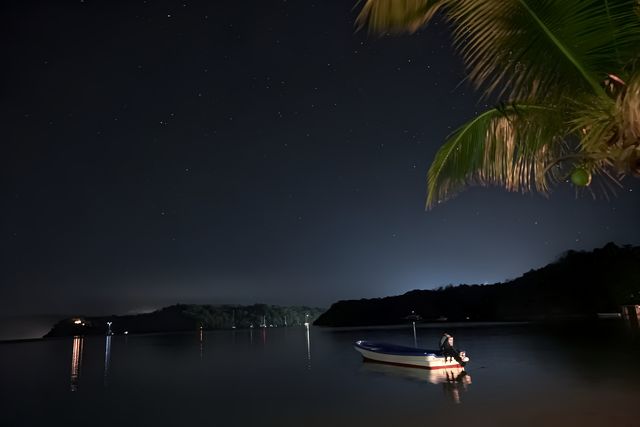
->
2, 322, 639, 427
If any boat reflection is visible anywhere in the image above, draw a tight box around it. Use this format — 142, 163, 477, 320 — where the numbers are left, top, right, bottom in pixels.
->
361, 361, 472, 403
441, 369, 471, 404
70, 336, 84, 392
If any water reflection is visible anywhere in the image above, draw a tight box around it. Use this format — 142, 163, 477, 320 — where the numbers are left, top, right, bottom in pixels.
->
361, 362, 472, 403
6, 323, 638, 426
441, 369, 471, 404
199, 327, 203, 360
70, 336, 84, 392
305, 325, 311, 370
622, 310, 640, 342
104, 335, 112, 387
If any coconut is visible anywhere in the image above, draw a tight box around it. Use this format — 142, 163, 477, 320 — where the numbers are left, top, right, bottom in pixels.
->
570, 168, 592, 186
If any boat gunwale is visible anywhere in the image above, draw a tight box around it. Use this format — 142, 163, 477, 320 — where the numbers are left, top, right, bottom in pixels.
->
354, 340, 441, 357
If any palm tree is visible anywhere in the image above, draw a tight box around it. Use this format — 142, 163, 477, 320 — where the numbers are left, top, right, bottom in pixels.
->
355, 0, 640, 208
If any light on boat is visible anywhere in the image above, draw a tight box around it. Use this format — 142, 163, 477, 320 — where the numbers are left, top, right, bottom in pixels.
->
73, 319, 82, 325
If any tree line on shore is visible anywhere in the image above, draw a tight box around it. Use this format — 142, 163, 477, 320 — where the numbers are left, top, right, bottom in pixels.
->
315, 243, 640, 327
45, 304, 325, 337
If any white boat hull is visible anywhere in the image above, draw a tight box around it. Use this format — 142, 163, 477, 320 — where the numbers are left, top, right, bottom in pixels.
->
354, 344, 468, 370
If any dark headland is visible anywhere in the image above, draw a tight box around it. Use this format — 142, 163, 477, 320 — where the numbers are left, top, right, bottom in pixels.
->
315, 243, 640, 327
43, 243, 640, 336
45, 304, 325, 338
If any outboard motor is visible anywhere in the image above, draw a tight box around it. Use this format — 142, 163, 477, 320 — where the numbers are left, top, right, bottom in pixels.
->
455, 351, 468, 367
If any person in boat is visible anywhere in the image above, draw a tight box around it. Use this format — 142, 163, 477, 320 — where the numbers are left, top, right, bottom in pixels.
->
439, 332, 451, 351
440, 333, 466, 366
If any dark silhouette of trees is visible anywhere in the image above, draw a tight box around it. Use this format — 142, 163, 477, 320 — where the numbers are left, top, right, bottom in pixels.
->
315, 243, 640, 326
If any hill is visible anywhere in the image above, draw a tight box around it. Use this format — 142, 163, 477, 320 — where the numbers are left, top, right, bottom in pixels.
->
45, 303, 325, 338
314, 243, 640, 326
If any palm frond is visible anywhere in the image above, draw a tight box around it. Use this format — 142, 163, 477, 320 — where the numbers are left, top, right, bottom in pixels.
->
443, 0, 640, 101
355, 0, 445, 34
570, 95, 618, 152
571, 70, 640, 175
426, 104, 568, 208
619, 70, 640, 146
353, 1, 640, 206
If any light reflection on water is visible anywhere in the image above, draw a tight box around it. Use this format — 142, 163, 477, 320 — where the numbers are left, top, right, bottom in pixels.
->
306, 324, 312, 370
103, 335, 111, 387
69, 336, 83, 392
2, 322, 639, 426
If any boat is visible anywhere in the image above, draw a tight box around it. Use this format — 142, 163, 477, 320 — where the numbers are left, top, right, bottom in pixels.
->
354, 340, 469, 370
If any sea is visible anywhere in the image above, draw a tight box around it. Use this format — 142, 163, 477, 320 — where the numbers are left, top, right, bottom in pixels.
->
1, 321, 639, 426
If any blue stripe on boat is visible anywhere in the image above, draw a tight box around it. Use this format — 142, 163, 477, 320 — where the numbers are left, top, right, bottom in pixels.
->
355, 340, 441, 357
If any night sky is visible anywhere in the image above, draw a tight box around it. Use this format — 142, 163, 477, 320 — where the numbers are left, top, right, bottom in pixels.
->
2, 0, 639, 318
